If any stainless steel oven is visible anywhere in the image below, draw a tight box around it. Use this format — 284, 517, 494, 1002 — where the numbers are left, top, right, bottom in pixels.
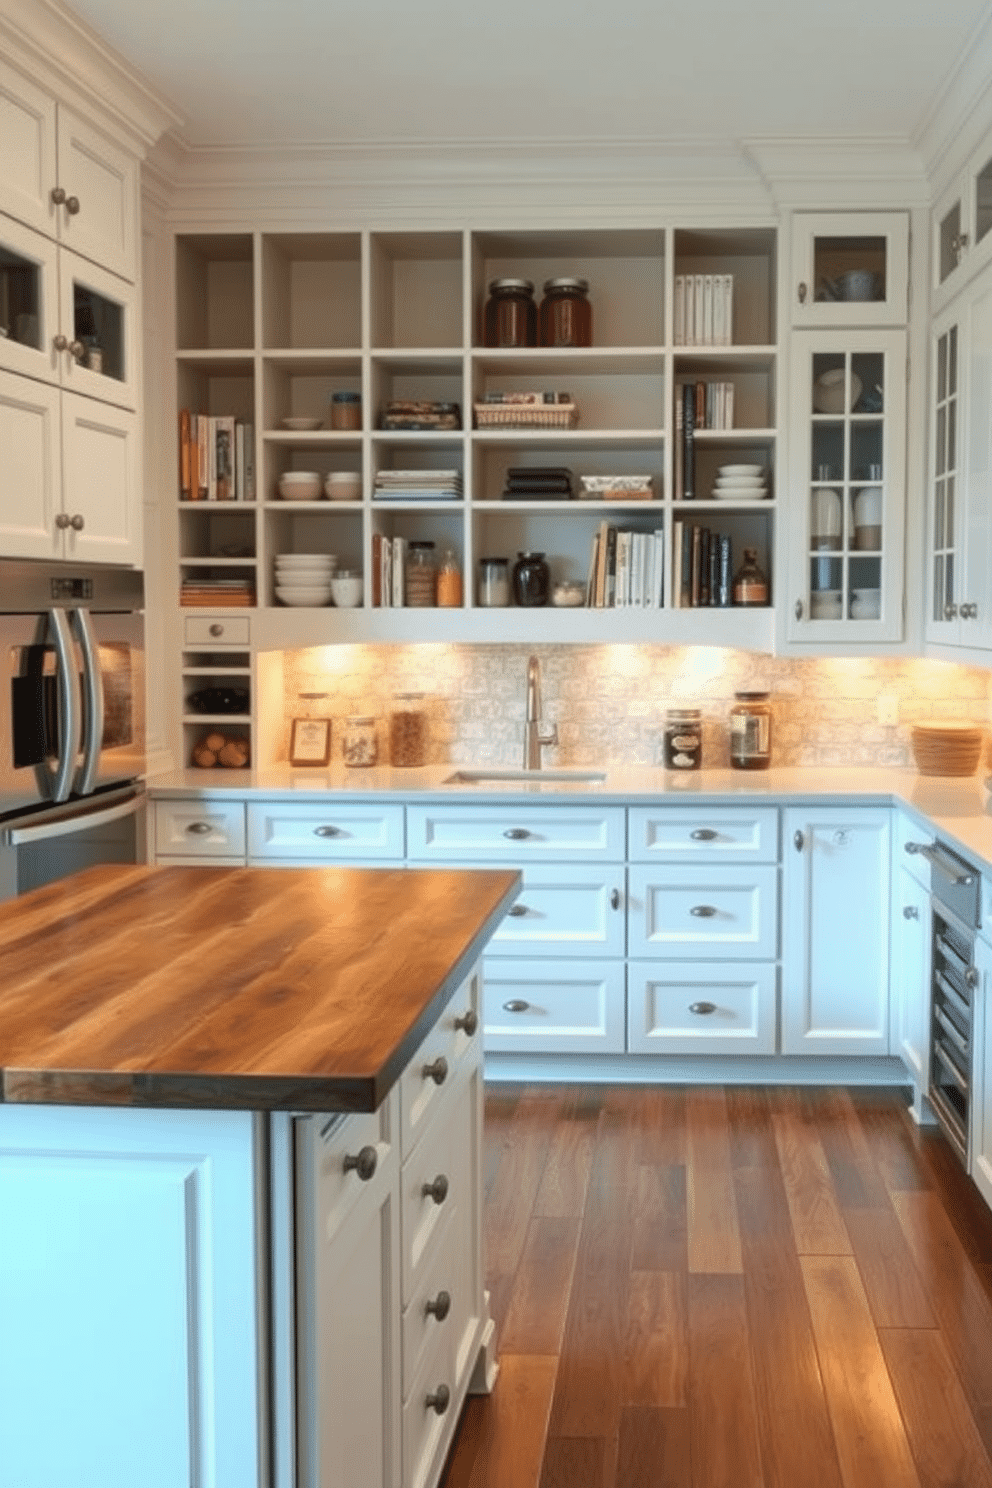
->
905, 837, 981, 1164
1, 559, 145, 899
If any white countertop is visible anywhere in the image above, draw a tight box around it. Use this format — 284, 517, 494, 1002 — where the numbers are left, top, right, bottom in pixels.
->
146, 763, 992, 872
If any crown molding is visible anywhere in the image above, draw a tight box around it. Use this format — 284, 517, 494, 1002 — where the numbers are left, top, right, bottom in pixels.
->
0, 0, 182, 152
742, 137, 930, 208
914, 0, 992, 192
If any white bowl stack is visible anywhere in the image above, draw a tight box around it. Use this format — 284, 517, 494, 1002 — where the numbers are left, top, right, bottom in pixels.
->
277, 470, 322, 501
712, 463, 769, 500
274, 553, 337, 606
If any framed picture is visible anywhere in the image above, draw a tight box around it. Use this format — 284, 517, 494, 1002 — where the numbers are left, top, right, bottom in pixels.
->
289, 717, 332, 767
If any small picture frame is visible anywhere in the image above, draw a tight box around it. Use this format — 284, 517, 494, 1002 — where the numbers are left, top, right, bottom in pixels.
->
289, 717, 332, 767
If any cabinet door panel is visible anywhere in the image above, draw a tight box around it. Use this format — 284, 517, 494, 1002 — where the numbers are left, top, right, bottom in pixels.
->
0, 58, 57, 239
406, 804, 625, 862
56, 108, 137, 282
790, 212, 909, 328
481, 957, 626, 1054
628, 961, 777, 1055
628, 863, 778, 960
486, 863, 625, 958
0, 213, 60, 384
60, 391, 140, 564
891, 868, 931, 1094
628, 805, 778, 863
248, 800, 404, 861
961, 276, 992, 648
153, 799, 247, 859
58, 248, 138, 409
0, 367, 61, 558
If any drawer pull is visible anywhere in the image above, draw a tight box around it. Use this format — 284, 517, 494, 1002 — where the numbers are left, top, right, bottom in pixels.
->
343, 1145, 378, 1182
314, 825, 343, 838
690, 828, 718, 841
690, 905, 717, 918
209, 623, 225, 637
423, 1056, 448, 1086
425, 1289, 451, 1322
185, 821, 213, 835
508, 903, 529, 917
689, 1001, 718, 1016
425, 1384, 450, 1417
503, 828, 531, 840
610, 888, 621, 910
422, 1174, 449, 1205
903, 905, 920, 920
454, 1009, 478, 1036
794, 830, 805, 852
503, 999, 530, 1013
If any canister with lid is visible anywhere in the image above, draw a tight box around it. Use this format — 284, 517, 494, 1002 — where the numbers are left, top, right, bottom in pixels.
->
483, 278, 537, 348
330, 390, 362, 430
478, 556, 510, 607
404, 541, 437, 607
343, 715, 378, 768
389, 691, 428, 767
729, 691, 771, 771
539, 277, 592, 347
663, 708, 702, 771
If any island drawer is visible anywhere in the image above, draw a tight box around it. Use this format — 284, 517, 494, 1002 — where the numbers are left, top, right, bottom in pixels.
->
486, 863, 626, 959
295, 1089, 398, 1248
400, 967, 481, 1159
480, 957, 626, 1054
153, 798, 247, 859
406, 804, 625, 862
627, 864, 779, 960
627, 962, 778, 1055
628, 805, 779, 863
183, 615, 251, 647
247, 801, 405, 861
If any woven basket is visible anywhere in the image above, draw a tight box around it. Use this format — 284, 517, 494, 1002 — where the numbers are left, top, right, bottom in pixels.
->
910, 723, 985, 776
474, 403, 578, 430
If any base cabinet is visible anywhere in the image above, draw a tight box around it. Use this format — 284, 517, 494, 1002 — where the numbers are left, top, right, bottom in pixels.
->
891, 866, 932, 1109
627, 961, 777, 1055
972, 934, 992, 1209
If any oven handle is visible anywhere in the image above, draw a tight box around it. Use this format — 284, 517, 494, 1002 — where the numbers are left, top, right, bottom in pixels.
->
4, 790, 143, 846
905, 840, 976, 886
47, 607, 81, 805
71, 607, 105, 798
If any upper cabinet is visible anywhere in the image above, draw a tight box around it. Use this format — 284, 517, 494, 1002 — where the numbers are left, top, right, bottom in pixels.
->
931, 141, 992, 314
790, 212, 910, 328
0, 57, 137, 283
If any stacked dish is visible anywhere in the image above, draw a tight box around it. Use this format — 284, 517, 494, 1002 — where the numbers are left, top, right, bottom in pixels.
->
277, 470, 322, 501
712, 463, 768, 501
910, 721, 986, 777
274, 553, 337, 607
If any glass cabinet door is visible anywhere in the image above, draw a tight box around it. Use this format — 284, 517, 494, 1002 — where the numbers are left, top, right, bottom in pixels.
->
0, 214, 58, 384
788, 330, 906, 643
791, 212, 909, 328
57, 250, 137, 411
928, 321, 961, 639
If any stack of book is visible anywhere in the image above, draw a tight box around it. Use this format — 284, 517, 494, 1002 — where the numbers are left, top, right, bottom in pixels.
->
371, 534, 415, 606
671, 520, 733, 608
180, 575, 256, 608
502, 466, 573, 500
673, 274, 735, 346
178, 410, 255, 502
673, 382, 736, 501
372, 469, 462, 501
585, 521, 665, 608
379, 400, 461, 431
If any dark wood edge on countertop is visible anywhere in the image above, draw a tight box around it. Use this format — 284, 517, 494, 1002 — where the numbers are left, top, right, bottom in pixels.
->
0, 863, 521, 1113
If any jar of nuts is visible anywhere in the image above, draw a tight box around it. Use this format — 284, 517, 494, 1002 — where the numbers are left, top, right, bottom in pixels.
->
389, 692, 427, 767
343, 715, 378, 768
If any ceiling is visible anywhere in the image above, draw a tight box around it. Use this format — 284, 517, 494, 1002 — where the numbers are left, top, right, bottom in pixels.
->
64, 0, 992, 155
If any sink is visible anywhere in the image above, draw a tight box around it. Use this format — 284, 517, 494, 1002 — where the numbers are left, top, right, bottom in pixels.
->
443, 768, 607, 784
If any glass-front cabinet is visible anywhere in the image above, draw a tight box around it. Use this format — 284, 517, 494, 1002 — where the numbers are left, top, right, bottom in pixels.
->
791, 212, 909, 328
787, 330, 906, 643
932, 141, 992, 309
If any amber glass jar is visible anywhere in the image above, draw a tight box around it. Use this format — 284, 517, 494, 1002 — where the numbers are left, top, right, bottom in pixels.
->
436, 548, 463, 608
730, 691, 771, 771
732, 548, 769, 607
483, 278, 537, 348
539, 277, 592, 347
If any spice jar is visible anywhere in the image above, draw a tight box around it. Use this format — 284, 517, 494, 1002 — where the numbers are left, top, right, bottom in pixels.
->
330, 391, 362, 430
405, 541, 436, 607
663, 708, 702, 771
539, 277, 592, 347
732, 548, 769, 607
512, 551, 550, 607
483, 278, 537, 348
478, 556, 510, 607
343, 714, 378, 767
436, 548, 463, 608
730, 691, 772, 771
390, 692, 428, 767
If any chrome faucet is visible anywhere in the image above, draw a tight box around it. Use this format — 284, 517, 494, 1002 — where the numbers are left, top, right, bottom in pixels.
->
523, 655, 558, 770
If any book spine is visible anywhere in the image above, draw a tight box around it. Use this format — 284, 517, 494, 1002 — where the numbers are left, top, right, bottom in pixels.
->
724, 274, 734, 346
586, 528, 601, 607
371, 533, 383, 607
695, 380, 706, 431
699, 528, 711, 606
680, 523, 692, 607
179, 409, 191, 499
690, 525, 702, 607
674, 389, 684, 501
215, 415, 235, 501
717, 534, 733, 607
708, 530, 720, 607
671, 519, 683, 609
392, 537, 406, 606
682, 383, 696, 500
605, 526, 618, 607
693, 275, 704, 347
674, 275, 685, 347
653, 527, 665, 607
725, 382, 735, 430
703, 275, 714, 346
196, 416, 209, 500
615, 531, 628, 607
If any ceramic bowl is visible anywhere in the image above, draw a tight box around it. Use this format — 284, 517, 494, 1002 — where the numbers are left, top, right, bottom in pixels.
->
812, 369, 863, 415
718, 464, 763, 477
275, 585, 332, 606
850, 587, 881, 620
275, 567, 336, 586
281, 416, 322, 431
551, 581, 586, 607
809, 589, 843, 619
275, 552, 337, 568
330, 572, 363, 608
838, 270, 877, 302
278, 471, 322, 501
324, 471, 362, 501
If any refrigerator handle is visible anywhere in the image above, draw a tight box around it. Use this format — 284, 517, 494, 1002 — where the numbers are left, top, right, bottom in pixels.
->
47, 607, 81, 805
72, 608, 104, 797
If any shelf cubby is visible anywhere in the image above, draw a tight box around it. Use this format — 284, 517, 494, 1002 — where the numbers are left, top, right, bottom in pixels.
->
175, 235, 255, 352
260, 233, 361, 350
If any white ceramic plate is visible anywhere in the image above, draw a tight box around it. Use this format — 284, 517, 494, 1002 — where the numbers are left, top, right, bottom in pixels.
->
275, 587, 332, 605
282, 416, 322, 431
275, 552, 337, 565
712, 489, 768, 501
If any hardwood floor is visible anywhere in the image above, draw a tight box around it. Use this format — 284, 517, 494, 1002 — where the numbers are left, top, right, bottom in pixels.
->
440, 1084, 992, 1488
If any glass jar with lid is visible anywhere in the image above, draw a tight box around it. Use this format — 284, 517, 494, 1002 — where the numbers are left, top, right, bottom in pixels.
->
539, 277, 592, 347
390, 692, 428, 767
404, 541, 436, 607
343, 715, 378, 768
511, 551, 550, 607
663, 708, 702, 771
729, 691, 772, 771
436, 548, 463, 608
330, 390, 362, 430
732, 548, 769, 607
483, 278, 537, 348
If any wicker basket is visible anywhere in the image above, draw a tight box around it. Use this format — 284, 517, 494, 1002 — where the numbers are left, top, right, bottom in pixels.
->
474, 402, 578, 430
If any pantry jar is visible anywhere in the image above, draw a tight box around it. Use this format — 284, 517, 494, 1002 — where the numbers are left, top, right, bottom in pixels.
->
663, 708, 702, 771
483, 278, 537, 348
539, 277, 592, 347
343, 714, 378, 768
405, 541, 437, 607
511, 551, 550, 607
732, 548, 769, 607
436, 548, 463, 608
389, 692, 428, 767
729, 691, 772, 771
478, 556, 510, 607
330, 390, 362, 430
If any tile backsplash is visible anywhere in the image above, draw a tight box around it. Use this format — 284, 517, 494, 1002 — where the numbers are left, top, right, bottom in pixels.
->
282, 645, 992, 770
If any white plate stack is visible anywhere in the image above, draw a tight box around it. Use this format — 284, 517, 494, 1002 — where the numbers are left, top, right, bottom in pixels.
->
712, 463, 769, 501
274, 552, 337, 607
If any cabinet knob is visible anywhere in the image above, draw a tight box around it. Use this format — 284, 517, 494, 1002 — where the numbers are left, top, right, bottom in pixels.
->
53, 333, 70, 352
422, 1173, 449, 1205
343, 1144, 378, 1182
689, 1001, 717, 1016
794, 599, 804, 620
690, 828, 718, 841
508, 903, 529, 917
51, 186, 66, 206
209, 623, 225, 637
503, 827, 531, 841
962, 602, 979, 619
952, 231, 969, 259
69, 339, 86, 361
503, 999, 530, 1013
422, 1055, 448, 1086
454, 1008, 478, 1036
944, 602, 959, 619
966, 967, 980, 989
314, 824, 342, 837
689, 904, 717, 918
794, 829, 805, 852
425, 1384, 450, 1417
425, 1290, 451, 1322
903, 904, 920, 919
55, 512, 71, 529
69, 514, 84, 531
65, 195, 80, 216
185, 821, 213, 835
610, 887, 621, 910
798, 281, 808, 304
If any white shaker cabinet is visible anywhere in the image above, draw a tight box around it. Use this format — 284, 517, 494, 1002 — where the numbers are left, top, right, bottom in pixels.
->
790, 211, 910, 329
781, 806, 891, 1056
972, 931, 992, 1210
890, 866, 932, 1117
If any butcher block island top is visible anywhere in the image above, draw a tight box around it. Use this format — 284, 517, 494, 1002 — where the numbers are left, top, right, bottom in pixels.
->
0, 862, 520, 1111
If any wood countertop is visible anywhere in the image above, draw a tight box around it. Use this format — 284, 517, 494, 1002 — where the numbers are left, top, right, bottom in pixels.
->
0, 863, 520, 1112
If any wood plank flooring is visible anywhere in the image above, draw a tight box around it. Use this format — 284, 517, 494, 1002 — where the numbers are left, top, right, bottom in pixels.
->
440, 1084, 992, 1488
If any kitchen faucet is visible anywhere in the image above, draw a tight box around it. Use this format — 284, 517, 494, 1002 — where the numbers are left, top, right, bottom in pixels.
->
523, 654, 558, 770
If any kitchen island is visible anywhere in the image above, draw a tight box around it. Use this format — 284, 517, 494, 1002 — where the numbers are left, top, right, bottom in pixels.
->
0, 862, 520, 1488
